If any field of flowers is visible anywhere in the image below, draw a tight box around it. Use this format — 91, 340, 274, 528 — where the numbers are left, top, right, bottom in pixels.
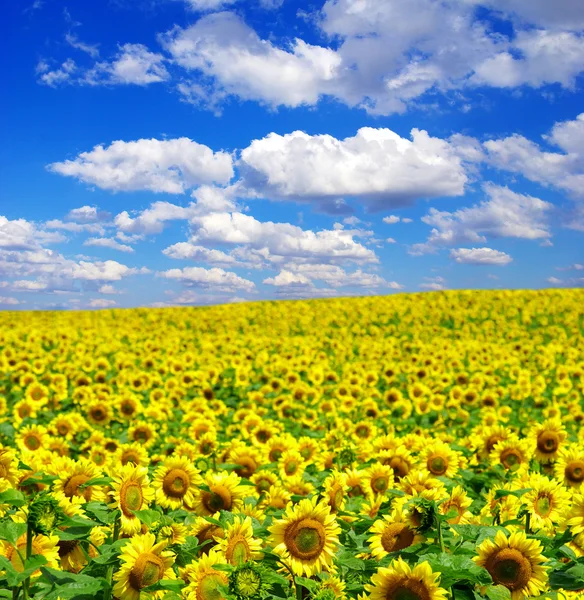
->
0, 289, 583, 600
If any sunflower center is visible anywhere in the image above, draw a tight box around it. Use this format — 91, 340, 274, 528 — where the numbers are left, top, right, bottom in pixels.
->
234, 457, 257, 479
198, 571, 228, 600
121, 482, 144, 516
566, 461, 584, 483
196, 525, 222, 555
203, 486, 232, 513
534, 494, 552, 517
380, 523, 415, 553
372, 475, 389, 493
162, 468, 190, 499
486, 435, 503, 452
285, 518, 326, 561
284, 461, 298, 476
427, 455, 447, 476
485, 548, 532, 590
63, 474, 92, 501
24, 434, 41, 451
226, 535, 250, 565
389, 457, 410, 479
129, 552, 164, 591
500, 448, 522, 470
537, 431, 559, 454
385, 577, 432, 600
57, 539, 79, 558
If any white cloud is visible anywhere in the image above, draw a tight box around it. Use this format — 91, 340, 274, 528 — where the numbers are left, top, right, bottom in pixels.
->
0, 216, 66, 250
98, 284, 121, 294
449, 247, 513, 266
402, 218, 413, 223
190, 211, 378, 263
239, 127, 467, 211
161, 12, 342, 110
160, 266, 255, 292
84, 238, 135, 253
64, 260, 148, 281
88, 299, 117, 308
0, 296, 21, 306
65, 32, 99, 58
183, 0, 238, 11
49, 138, 233, 194
383, 215, 400, 224
37, 59, 76, 87
386, 238, 397, 244
6, 280, 48, 292
162, 242, 237, 266
44, 219, 106, 234
263, 270, 312, 287
289, 263, 403, 288
66, 205, 110, 223
410, 184, 552, 254
484, 113, 584, 197
154, 290, 247, 306
419, 282, 445, 291
472, 30, 584, 89
547, 276, 563, 285
85, 44, 169, 86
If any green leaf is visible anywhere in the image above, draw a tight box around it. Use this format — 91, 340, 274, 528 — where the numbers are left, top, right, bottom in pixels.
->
133, 509, 162, 527
0, 521, 27, 546
494, 489, 531, 499
79, 476, 113, 489
13, 555, 47, 585
295, 577, 320, 592
0, 490, 27, 508
549, 564, 584, 591
485, 585, 512, 600
417, 553, 492, 588
38, 567, 106, 599
83, 502, 118, 525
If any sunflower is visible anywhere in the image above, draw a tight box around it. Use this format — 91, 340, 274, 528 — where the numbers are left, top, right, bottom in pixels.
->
474, 531, 548, 600
278, 449, 306, 480
522, 473, 571, 533
182, 549, 228, 600
16, 424, 49, 453
269, 496, 340, 577
51, 457, 106, 506
365, 558, 448, 600
0, 532, 60, 576
322, 471, 349, 513
153, 456, 200, 510
378, 446, 415, 481
439, 485, 473, 525
529, 418, 567, 463
0, 446, 19, 490
367, 508, 422, 560
116, 442, 150, 467
250, 471, 278, 497
189, 517, 225, 556
363, 463, 395, 499
216, 516, 263, 565
555, 445, 584, 488
110, 464, 155, 535
228, 446, 261, 479
113, 533, 175, 600
490, 436, 532, 473
194, 471, 247, 516
418, 440, 462, 478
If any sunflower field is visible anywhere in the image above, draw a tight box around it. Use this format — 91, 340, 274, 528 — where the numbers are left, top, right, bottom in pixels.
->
0, 289, 584, 600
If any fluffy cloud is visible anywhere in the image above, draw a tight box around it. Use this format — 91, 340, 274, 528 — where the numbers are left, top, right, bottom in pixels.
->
0, 296, 21, 306
84, 238, 135, 253
88, 299, 117, 308
161, 12, 342, 110
159, 266, 255, 292
449, 247, 513, 265
66, 205, 110, 223
263, 270, 312, 287
239, 127, 468, 211
48, 138, 234, 193
410, 184, 552, 254
484, 113, 584, 197
0, 216, 66, 250
162, 242, 237, 266
189, 212, 378, 263
383, 215, 400, 224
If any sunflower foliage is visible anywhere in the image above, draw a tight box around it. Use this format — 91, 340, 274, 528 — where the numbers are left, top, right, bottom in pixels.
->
0, 289, 582, 599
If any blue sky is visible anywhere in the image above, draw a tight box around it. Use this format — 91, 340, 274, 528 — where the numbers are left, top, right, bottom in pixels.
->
1, 0, 584, 310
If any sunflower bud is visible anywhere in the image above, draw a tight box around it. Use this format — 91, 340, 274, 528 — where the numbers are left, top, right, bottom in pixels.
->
28, 493, 63, 535
229, 563, 264, 599
408, 497, 437, 534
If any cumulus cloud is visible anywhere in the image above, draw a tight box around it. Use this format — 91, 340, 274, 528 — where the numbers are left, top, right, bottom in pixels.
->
161, 12, 342, 110
0, 296, 21, 306
88, 299, 117, 308
0, 216, 66, 250
159, 266, 255, 292
162, 242, 238, 266
189, 212, 378, 264
48, 138, 234, 193
84, 238, 135, 253
449, 247, 513, 265
410, 184, 552, 254
383, 215, 401, 224
66, 205, 111, 223
239, 127, 468, 211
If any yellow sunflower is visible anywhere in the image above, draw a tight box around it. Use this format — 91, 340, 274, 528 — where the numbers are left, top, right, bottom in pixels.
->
322, 470, 349, 513
529, 418, 567, 463
194, 471, 247, 517
153, 456, 200, 510
367, 508, 423, 560
418, 440, 462, 478
439, 485, 473, 525
113, 533, 175, 600
490, 436, 532, 473
51, 457, 106, 507
109, 463, 155, 535
555, 445, 584, 488
269, 496, 341, 577
216, 516, 263, 565
474, 530, 548, 600
182, 549, 228, 600
363, 463, 395, 499
0, 532, 60, 577
522, 473, 571, 533
365, 558, 448, 600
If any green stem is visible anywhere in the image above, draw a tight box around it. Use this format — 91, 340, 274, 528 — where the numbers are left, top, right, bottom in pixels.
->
103, 516, 121, 600
21, 524, 33, 600
437, 518, 445, 553
525, 512, 531, 534
278, 559, 299, 599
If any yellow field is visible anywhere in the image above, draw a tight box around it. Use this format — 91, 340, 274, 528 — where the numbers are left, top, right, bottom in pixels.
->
0, 289, 583, 600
